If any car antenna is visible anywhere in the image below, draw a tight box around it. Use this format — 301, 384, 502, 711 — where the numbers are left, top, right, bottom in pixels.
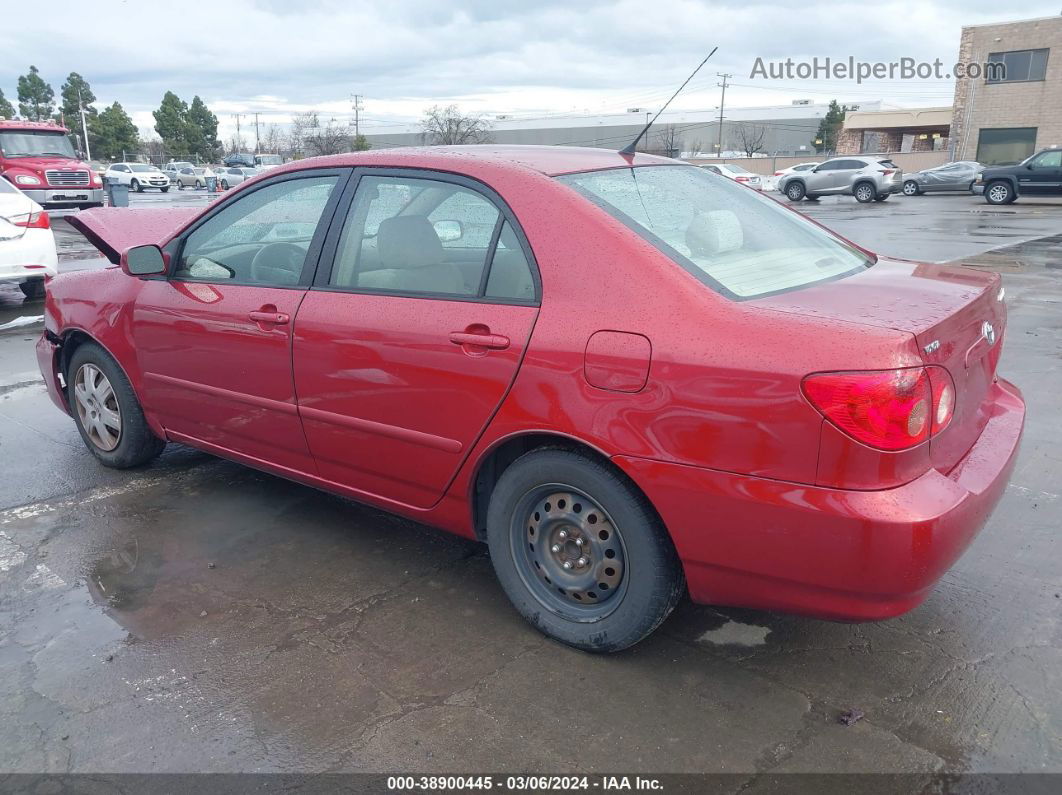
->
619, 47, 719, 157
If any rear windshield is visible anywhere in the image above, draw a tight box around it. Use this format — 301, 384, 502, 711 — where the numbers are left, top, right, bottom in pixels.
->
878, 160, 899, 169
556, 165, 872, 300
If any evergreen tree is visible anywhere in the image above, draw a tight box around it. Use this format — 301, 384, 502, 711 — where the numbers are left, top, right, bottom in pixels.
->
93, 102, 140, 160
60, 72, 97, 124
153, 91, 190, 157
813, 100, 849, 154
0, 89, 14, 119
17, 66, 55, 121
185, 96, 220, 161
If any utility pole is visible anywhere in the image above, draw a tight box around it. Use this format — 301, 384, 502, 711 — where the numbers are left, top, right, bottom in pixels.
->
351, 94, 363, 138
254, 112, 261, 153
716, 73, 732, 158
77, 88, 91, 161
232, 113, 244, 152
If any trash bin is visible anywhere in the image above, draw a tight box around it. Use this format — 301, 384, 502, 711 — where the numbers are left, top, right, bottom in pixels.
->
104, 176, 129, 208
205, 175, 218, 192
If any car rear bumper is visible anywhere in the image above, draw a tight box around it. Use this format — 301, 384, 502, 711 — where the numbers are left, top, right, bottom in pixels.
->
0, 228, 58, 283
613, 377, 1025, 621
21, 187, 103, 206
36, 333, 69, 415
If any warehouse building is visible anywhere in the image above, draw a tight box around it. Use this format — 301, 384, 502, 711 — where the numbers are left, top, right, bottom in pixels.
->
361, 100, 893, 157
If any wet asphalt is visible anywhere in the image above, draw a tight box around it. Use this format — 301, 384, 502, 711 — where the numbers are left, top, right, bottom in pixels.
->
0, 189, 1060, 780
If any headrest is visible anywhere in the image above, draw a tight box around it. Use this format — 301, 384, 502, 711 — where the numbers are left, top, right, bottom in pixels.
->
377, 216, 443, 269
685, 210, 743, 257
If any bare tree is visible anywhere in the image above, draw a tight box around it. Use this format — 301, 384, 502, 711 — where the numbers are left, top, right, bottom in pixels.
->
655, 124, 680, 158
262, 123, 283, 154
420, 104, 492, 145
140, 136, 165, 164
227, 133, 247, 155
736, 123, 767, 158
289, 111, 350, 157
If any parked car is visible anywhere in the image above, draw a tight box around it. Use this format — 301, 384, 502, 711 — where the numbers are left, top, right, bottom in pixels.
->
162, 161, 195, 182
902, 161, 984, 196
0, 177, 57, 299
223, 152, 257, 168
700, 162, 763, 190
764, 162, 819, 192
52, 146, 1023, 652
974, 148, 1062, 204
218, 167, 258, 189
105, 163, 171, 193
0, 119, 104, 209
781, 156, 903, 203
174, 166, 216, 189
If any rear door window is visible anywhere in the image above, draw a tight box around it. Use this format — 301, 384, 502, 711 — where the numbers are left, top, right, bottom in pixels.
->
558, 165, 870, 300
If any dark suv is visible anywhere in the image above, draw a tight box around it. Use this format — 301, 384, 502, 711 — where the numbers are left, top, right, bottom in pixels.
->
975, 148, 1062, 204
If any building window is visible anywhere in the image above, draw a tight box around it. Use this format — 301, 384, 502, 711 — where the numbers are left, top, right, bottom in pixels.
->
975, 127, 1037, 165
986, 48, 1049, 83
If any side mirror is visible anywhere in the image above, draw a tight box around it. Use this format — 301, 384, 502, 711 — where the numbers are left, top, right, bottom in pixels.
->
76, 150, 86, 160
1026, 163, 1036, 170
433, 219, 463, 243
121, 245, 167, 276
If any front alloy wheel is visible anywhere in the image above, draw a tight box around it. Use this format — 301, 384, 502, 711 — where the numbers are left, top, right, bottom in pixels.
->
74, 363, 122, 451
785, 181, 806, 201
985, 181, 1014, 205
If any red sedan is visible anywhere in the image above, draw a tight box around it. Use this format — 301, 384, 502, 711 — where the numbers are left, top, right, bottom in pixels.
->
41, 146, 1024, 652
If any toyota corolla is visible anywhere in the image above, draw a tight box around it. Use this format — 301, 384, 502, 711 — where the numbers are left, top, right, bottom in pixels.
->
40, 146, 1024, 652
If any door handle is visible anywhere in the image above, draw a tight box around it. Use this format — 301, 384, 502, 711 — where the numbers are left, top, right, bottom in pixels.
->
449, 331, 509, 350
249, 310, 289, 325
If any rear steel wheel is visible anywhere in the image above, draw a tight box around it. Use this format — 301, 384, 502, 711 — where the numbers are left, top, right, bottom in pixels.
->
902, 180, 920, 196
73, 363, 122, 452
515, 486, 627, 620
487, 449, 684, 652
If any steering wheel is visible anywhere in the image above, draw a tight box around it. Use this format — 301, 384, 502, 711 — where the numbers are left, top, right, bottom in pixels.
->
250, 242, 305, 285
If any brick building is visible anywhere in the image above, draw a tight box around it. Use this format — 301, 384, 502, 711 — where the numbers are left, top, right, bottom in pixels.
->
951, 15, 1062, 164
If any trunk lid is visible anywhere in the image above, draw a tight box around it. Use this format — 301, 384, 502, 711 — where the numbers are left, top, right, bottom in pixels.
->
757, 258, 1005, 472
66, 207, 201, 264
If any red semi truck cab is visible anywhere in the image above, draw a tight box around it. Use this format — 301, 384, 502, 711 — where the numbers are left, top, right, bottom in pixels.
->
0, 119, 104, 208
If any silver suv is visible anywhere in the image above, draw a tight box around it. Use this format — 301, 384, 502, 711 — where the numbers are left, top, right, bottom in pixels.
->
780, 156, 903, 203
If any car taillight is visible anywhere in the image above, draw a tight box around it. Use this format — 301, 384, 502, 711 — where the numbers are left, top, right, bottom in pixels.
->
773, 171, 784, 176
927, 366, 955, 432
802, 367, 951, 451
10, 211, 50, 229
880, 169, 896, 175
735, 176, 749, 182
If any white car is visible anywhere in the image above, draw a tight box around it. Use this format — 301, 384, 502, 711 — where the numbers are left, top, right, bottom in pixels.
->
763, 162, 820, 192
699, 163, 763, 190
0, 178, 58, 299
104, 163, 171, 193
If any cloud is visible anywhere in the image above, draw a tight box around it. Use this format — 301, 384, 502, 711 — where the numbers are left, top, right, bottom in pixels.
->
1, 0, 1058, 139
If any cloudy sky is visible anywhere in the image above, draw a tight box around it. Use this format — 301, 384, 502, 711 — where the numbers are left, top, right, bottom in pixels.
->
2, 0, 1060, 141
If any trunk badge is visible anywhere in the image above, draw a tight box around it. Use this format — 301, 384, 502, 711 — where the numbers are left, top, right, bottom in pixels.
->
923, 340, 940, 355
982, 321, 997, 346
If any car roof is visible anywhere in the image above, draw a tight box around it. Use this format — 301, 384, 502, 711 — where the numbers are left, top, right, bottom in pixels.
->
266, 145, 676, 179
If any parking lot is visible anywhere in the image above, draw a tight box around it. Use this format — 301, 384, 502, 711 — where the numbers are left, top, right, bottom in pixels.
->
1, 189, 1060, 782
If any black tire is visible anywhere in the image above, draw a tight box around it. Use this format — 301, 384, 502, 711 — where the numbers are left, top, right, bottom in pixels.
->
853, 181, 876, 203
784, 181, 806, 202
130, 178, 141, 193
486, 449, 684, 653
873, 193, 889, 202
19, 279, 45, 300
67, 342, 165, 468
984, 180, 1015, 205
221, 180, 229, 190
902, 180, 921, 196
194, 179, 203, 189
804, 194, 821, 200
160, 186, 170, 193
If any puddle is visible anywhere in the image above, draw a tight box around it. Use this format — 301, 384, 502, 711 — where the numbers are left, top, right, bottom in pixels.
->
698, 619, 771, 647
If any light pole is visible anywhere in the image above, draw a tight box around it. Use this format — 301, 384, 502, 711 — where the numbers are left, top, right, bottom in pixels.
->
77, 88, 91, 161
